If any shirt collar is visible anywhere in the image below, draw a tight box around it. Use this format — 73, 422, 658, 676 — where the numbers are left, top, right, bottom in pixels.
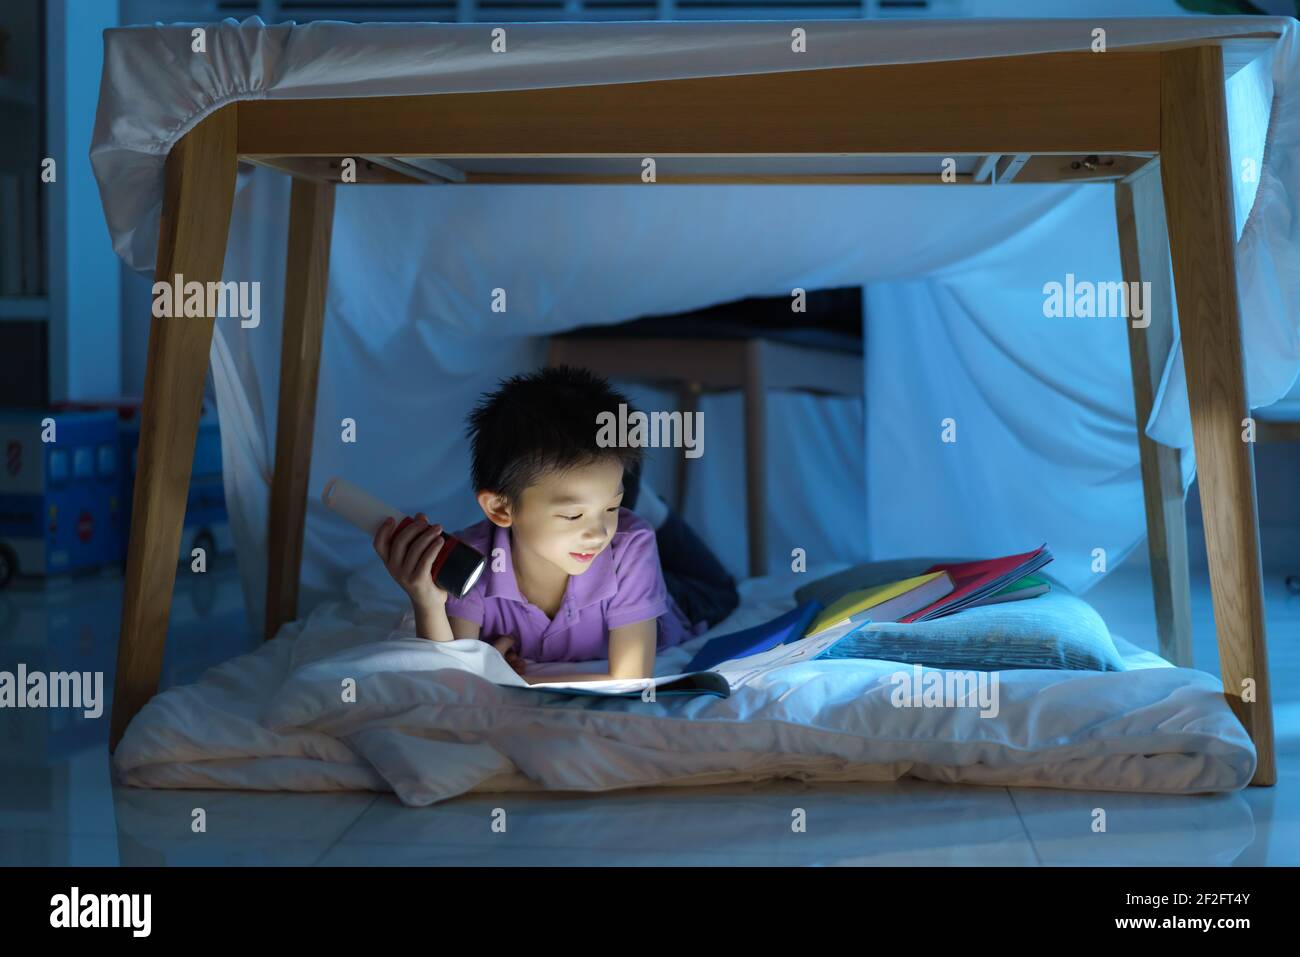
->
482, 523, 618, 610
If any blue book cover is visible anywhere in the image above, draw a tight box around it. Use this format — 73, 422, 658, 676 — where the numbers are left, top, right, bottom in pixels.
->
684, 600, 824, 672
521, 671, 731, 699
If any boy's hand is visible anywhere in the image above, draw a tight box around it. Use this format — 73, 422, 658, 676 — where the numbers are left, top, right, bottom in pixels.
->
490, 635, 527, 676
373, 513, 450, 608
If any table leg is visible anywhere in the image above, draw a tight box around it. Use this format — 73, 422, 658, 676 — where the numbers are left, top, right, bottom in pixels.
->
1160, 47, 1274, 785
265, 179, 335, 640
1114, 167, 1194, 668
110, 107, 239, 751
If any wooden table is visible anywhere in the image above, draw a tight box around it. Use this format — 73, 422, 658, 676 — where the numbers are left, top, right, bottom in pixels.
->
107, 37, 1279, 786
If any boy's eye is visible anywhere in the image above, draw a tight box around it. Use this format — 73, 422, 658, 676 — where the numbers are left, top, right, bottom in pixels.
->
558, 506, 618, 519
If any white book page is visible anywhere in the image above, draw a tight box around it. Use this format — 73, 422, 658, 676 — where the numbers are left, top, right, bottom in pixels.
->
710, 623, 858, 690
524, 673, 690, 694
523, 619, 865, 694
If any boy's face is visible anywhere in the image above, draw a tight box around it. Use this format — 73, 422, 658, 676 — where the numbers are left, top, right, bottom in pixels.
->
504, 458, 626, 577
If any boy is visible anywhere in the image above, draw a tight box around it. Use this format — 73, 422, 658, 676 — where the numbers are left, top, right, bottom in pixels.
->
373, 366, 730, 683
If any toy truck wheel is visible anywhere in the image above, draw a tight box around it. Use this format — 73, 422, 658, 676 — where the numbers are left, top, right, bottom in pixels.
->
0, 544, 16, 589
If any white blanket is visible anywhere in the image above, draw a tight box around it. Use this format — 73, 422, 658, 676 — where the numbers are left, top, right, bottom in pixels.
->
112, 576, 1256, 805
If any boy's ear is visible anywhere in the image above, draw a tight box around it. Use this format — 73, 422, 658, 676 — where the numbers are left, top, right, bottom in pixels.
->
476, 490, 512, 527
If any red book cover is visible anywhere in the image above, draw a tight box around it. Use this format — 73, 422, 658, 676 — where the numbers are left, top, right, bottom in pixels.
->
899, 546, 1052, 623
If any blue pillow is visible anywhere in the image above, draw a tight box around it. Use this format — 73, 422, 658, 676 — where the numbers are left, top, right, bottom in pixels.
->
817, 590, 1125, 672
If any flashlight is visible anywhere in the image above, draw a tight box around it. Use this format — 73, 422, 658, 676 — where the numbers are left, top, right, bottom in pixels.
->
321, 477, 486, 598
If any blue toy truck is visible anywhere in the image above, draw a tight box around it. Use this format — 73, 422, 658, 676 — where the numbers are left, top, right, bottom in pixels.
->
0, 406, 229, 587
0, 411, 124, 587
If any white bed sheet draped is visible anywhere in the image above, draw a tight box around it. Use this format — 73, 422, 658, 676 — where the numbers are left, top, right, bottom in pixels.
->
88, 17, 1300, 623
214, 171, 1164, 624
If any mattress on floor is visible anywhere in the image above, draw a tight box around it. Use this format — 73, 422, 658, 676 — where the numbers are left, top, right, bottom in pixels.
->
112, 570, 1257, 806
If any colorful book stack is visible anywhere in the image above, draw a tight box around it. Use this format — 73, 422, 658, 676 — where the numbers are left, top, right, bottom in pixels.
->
688, 546, 1054, 669
804, 571, 955, 638
899, 546, 1054, 622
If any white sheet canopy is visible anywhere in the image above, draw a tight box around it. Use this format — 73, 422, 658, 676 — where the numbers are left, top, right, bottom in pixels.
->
90, 17, 1300, 624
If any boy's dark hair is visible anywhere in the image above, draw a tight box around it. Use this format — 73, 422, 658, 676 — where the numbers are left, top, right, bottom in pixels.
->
467, 365, 644, 503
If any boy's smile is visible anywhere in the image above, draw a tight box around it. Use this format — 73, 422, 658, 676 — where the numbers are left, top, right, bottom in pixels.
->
480, 457, 627, 607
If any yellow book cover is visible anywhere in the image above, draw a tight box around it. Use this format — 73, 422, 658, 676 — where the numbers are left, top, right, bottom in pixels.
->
805, 571, 954, 637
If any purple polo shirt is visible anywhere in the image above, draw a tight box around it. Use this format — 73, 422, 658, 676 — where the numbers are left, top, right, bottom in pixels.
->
443, 508, 703, 663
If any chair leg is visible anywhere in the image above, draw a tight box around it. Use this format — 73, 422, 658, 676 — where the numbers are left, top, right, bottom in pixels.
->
743, 340, 767, 578
1160, 47, 1275, 785
1114, 167, 1193, 668
675, 379, 701, 511
110, 107, 239, 752
265, 179, 335, 640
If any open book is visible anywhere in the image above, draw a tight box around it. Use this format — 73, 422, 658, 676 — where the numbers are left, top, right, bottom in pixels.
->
496, 622, 860, 699
706, 625, 861, 690
514, 671, 731, 699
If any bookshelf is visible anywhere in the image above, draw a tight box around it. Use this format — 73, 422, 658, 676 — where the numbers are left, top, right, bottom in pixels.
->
0, 0, 121, 407
0, 5, 43, 303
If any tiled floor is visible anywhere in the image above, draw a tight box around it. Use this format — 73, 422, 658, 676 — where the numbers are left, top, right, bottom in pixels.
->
1, 551, 1296, 866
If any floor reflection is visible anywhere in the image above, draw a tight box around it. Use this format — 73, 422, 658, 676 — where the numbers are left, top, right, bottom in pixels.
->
0, 560, 1296, 866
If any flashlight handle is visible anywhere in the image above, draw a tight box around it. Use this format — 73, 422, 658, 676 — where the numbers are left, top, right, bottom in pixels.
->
323, 477, 484, 595
321, 477, 405, 536
323, 476, 486, 598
